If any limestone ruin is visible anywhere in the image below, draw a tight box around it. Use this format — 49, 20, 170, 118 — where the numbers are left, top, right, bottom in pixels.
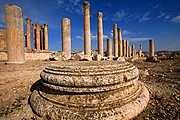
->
30, 61, 149, 119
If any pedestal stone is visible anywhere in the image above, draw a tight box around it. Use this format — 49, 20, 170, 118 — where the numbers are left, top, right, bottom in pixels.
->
30, 61, 149, 119
5, 4, 25, 64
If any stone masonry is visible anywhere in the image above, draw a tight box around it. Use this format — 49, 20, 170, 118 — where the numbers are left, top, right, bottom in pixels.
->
5, 4, 25, 64
149, 39, 154, 57
118, 28, 122, 57
62, 18, 71, 59
84, 1, 91, 59
25, 18, 31, 49
107, 38, 112, 58
97, 12, 103, 57
113, 24, 118, 57
0, 30, 6, 51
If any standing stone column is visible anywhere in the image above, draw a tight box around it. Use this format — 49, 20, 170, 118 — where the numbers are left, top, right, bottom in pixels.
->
35, 24, 40, 50
113, 24, 118, 57
123, 40, 126, 57
40, 26, 44, 50
139, 45, 142, 57
62, 18, 71, 59
5, 4, 25, 64
126, 40, 129, 57
132, 45, 135, 57
32, 24, 36, 49
107, 39, 112, 57
128, 46, 131, 57
149, 40, 154, 57
118, 28, 122, 57
97, 12, 103, 56
44, 24, 48, 51
25, 18, 31, 49
84, 1, 91, 58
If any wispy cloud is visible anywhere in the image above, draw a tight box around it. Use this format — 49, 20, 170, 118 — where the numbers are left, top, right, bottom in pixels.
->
76, 34, 109, 40
139, 11, 151, 22
155, 12, 166, 19
172, 15, 180, 23
165, 15, 171, 20
122, 30, 132, 35
55, 0, 83, 15
112, 10, 127, 21
0, 23, 5, 28
128, 37, 152, 42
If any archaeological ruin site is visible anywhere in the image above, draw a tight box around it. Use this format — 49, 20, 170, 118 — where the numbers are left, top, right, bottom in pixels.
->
0, 1, 179, 120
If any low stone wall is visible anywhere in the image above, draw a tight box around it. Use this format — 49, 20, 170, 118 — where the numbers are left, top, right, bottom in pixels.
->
0, 52, 51, 61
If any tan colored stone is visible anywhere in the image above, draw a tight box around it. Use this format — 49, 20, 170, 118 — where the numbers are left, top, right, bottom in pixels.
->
126, 40, 129, 57
113, 24, 118, 57
97, 12, 103, 56
62, 18, 71, 59
35, 24, 40, 50
32, 24, 36, 49
84, 1, 91, 58
107, 38, 112, 58
5, 4, 25, 64
149, 39, 154, 57
44, 24, 48, 51
123, 40, 126, 57
25, 18, 31, 50
128, 46, 131, 57
40, 26, 44, 50
0, 30, 6, 51
139, 45, 142, 57
132, 45, 135, 57
118, 28, 122, 57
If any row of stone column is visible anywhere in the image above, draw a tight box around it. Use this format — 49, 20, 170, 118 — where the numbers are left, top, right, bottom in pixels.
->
31, 23, 48, 51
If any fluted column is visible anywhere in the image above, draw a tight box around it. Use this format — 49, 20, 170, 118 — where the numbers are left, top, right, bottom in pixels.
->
35, 24, 40, 50
5, 4, 25, 64
44, 24, 48, 51
97, 12, 103, 56
107, 39, 112, 57
113, 24, 118, 57
149, 40, 154, 57
25, 18, 31, 49
84, 1, 91, 57
118, 28, 122, 57
62, 18, 71, 59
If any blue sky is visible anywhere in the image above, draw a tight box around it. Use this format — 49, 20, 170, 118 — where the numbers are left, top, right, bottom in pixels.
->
0, 0, 180, 52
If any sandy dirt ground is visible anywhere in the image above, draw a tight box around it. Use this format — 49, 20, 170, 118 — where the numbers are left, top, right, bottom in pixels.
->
0, 57, 179, 120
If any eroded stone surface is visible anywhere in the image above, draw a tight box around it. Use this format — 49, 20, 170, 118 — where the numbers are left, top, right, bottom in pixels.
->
30, 61, 149, 119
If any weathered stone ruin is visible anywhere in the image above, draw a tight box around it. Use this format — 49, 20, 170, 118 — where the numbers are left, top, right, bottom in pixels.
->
30, 61, 149, 119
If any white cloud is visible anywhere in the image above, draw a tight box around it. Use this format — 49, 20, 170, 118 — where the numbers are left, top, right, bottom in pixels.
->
128, 37, 152, 42
165, 15, 171, 20
139, 11, 151, 22
172, 15, 180, 23
122, 30, 132, 35
110, 30, 113, 37
0, 23, 5, 28
112, 10, 127, 21
76, 34, 109, 40
156, 12, 166, 19
55, 0, 83, 15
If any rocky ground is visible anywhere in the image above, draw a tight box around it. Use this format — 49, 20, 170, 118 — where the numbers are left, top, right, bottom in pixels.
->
0, 56, 179, 120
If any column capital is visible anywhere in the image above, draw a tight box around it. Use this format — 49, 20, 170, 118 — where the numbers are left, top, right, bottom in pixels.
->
25, 18, 31, 22
44, 24, 48, 27
113, 24, 117, 28
97, 12, 103, 18
118, 28, 122, 31
35, 24, 40, 27
84, 1, 90, 9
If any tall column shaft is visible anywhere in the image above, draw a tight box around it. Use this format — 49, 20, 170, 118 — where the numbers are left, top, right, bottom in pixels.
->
35, 24, 40, 50
5, 4, 25, 64
132, 45, 135, 57
149, 40, 154, 57
32, 24, 36, 49
118, 28, 122, 57
44, 24, 48, 51
25, 18, 31, 49
84, 1, 91, 57
123, 40, 126, 57
126, 40, 129, 57
62, 18, 71, 59
139, 45, 142, 57
113, 24, 118, 57
97, 12, 103, 56
107, 39, 112, 57
40, 26, 44, 50
128, 46, 131, 57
